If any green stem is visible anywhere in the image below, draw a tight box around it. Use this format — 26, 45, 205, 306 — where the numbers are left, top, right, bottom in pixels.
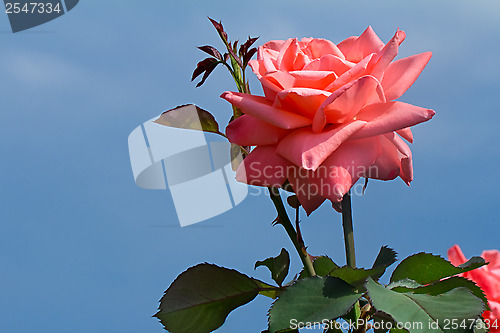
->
341, 191, 356, 268
221, 61, 244, 94
341, 192, 362, 331
268, 188, 316, 277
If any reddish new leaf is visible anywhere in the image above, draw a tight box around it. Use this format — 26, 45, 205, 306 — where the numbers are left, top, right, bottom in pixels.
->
197, 45, 222, 60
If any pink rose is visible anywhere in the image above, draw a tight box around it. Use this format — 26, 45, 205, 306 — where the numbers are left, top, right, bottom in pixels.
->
221, 27, 435, 214
448, 245, 500, 331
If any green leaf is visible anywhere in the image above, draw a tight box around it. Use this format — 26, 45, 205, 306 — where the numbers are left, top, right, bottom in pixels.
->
325, 247, 397, 287
255, 248, 290, 287
154, 264, 260, 333
373, 315, 387, 333
412, 277, 488, 308
373, 313, 407, 333
373, 314, 391, 333
366, 278, 485, 333
230, 143, 244, 171
390, 328, 409, 333
373, 246, 398, 268
268, 277, 361, 333
314, 256, 340, 276
388, 277, 489, 310
331, 266, 385, 288
371, 246, 398, 280
154, 104, 224, 136
473, 319, 488, 333
341, 300, 361, 324
253, 279, 281, 299
390, 253, 486, 284
387, 278, 422, 290
298, 256, 339, 279
298, 253, 391, 287
323, 321, 344, 333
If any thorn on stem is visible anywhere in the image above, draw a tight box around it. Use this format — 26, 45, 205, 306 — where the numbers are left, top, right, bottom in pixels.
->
362, 178, 369, 195
272, 216, 283, 226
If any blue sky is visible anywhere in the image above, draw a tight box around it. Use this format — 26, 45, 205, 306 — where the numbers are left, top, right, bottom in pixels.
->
0, 1, 499, 332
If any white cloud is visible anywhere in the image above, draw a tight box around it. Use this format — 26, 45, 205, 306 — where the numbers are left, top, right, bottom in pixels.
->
1, 49, 90, 87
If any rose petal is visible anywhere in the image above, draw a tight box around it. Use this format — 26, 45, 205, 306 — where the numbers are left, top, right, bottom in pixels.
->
306, 38, 345, 60
276, 120, 366, 171
386, 132, 413, 184
314, 75, 385, 132
366, 133, 414, 184
288, 166, 343, 215
320, 137, 382, 200
343, 26, 385, 63
295, 52, 310, 70
275, 88, 330, 118
259, 71, 296, 100
253, 48, 280, 76
226, 115, 289, 146
287, 168, 327, 216
248, 59, 263, 78
262, 40, 285, 52
365, 134, 402, 181
324, 53, 375, 92
287, 167, 327, 214
448, 245, 468, 266
323, 75, 385, 123
469, 268, 500, 301
382, 52, 432, 101
289, 70, 338, 90
277, 38, 302, 71
483, 250, 500, 270
337, 36, 357, 56
221, 91, 312, 129
302, 54, 354, 76
488, 301, 500, 321
369, 29, 406, 81
484, 302, 500, 332
452, 249, 500, 301
351, 102, 435, 140
397, 127, 414, 143
288, 137, 381, 214
235, 145, 290, 187
262, 71, 296, 90
447, 246, 500, 320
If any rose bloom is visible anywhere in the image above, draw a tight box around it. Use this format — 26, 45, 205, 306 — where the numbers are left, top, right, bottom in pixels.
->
221, 27, 435, 214
448, 245, 500, 330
